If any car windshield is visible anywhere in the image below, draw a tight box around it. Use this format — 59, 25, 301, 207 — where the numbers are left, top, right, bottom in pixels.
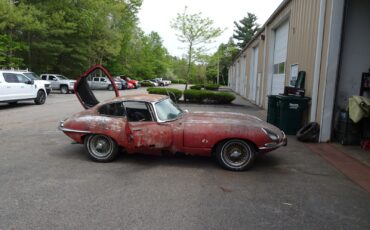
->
56, 75, 69, 80
154, 98, 183, 121
23, 72, 40, 80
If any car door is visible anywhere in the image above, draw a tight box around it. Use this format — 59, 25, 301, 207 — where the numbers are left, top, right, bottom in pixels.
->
74, 64, 120, 109
2, 73, 24, 100
15, 74, 35, 98
98, 77, 106, 89
0, 73, 17, 101
123, 101, 173, 154
48, 75, 59, 89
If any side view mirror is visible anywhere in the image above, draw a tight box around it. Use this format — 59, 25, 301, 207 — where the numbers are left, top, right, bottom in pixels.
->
53, 78, 58, 81
26, 80, 34, 85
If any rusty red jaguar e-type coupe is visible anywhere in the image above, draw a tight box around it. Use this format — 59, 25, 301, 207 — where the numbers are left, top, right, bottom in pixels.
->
59, 65, 287, 171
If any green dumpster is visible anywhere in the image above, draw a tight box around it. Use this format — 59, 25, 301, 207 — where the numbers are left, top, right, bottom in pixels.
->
267, 95, 280, 126
277, 95, 311, 135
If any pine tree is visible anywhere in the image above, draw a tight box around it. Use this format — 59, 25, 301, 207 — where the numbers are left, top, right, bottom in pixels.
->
233, 13, 260, 49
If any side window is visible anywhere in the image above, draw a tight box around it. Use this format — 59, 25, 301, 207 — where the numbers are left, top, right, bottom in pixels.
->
41, 75, 47, 80
123, 101, 153, 122
49, 75, 56, 81
93, 77, 99, 82
98, 102, 126, 117
3, 73, 19, 83
16, 74, 30, 83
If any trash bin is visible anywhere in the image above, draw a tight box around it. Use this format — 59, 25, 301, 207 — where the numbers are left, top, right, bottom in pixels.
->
267, 95, 280, 126
277, 95, 311, 135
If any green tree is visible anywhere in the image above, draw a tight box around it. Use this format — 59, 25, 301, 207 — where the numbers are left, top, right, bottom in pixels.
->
207, 38, 239, 84
171, 7, 223, 89
0, 0, 42, 68
233, 13, 260, 49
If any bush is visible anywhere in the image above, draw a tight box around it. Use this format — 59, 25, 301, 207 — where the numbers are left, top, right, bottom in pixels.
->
172, 79, 187, 84
189, 85, 202, 90
140, 81, 155, 87
147, 87, 183, 101
184, 90, 235, 104
204, 84, 220, 91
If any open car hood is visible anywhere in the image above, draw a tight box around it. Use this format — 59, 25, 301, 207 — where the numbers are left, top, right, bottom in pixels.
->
74, 64, 120, 109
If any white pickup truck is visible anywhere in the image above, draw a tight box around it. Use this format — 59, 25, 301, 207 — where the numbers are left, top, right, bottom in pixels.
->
88, 77, 122, 90
0, 70, 48, 105
40, 74, 76, 94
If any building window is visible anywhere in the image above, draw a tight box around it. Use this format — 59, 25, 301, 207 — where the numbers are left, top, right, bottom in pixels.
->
273, 62, 285, 74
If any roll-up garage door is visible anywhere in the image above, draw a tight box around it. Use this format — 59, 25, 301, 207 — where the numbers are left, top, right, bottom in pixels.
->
271, 20, 289, 95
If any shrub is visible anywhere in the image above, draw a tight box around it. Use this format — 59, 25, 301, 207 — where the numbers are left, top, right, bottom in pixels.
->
172, 79, 187, 84
184, 90, 235, 104
189, 85, 202, 90
147, 87, 183, 101
204, 84, 220, 91
140, 81, 155, 87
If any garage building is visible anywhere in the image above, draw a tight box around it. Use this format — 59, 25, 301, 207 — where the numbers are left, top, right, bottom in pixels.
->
228, 0, 370, 142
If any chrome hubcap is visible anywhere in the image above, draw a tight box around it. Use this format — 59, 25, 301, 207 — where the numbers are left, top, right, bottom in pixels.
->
222, 141, 251, 167
89, 135, 113, 158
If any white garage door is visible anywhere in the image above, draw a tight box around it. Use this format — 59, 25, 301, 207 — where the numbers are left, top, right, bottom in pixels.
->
249, 46, 259, 101
271, 20, 289, 95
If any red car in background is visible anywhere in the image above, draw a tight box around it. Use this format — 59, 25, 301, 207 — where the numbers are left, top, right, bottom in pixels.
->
62, 65, 287, 171
119, 75, 140, 88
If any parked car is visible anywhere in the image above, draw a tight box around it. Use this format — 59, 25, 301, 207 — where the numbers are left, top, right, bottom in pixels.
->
140, 79, 158, 87
151, 78, 164, 86
0, 70, 48, 105
114, 77, 128, 90
119, 76, 140, 88
127, 82, 135, 89
40, 74, 76, 94
88, 76, 122, 90
59, 65, 287, 171
154, 78, 171, 86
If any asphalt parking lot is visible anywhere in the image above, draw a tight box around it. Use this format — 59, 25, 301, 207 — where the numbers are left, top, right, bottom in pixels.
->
1, 85, 370, 229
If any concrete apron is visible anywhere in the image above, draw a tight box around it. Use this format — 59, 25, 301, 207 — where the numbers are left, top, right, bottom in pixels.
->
306, 143, 370, 193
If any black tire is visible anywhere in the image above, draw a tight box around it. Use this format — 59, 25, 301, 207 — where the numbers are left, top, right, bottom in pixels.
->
34, 90, 46, 105
216, 139, 256, 171
60, 85, 69, 94
84, 134, 118, 162
296, 122, 320, 142
108, 85, 113, 91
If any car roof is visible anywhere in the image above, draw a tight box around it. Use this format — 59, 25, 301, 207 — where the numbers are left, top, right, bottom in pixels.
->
106, 94, 168, 104
0, 70, 31, 73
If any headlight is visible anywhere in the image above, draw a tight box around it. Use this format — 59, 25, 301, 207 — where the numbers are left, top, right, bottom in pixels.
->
262, 128, 279, 141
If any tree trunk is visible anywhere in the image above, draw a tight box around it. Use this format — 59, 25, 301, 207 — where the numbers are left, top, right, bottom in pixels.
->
185, 43, 192, 90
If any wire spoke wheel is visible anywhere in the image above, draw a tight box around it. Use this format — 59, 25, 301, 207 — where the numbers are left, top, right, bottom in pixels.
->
216, 140, 255, 171
85, 134, 118, 162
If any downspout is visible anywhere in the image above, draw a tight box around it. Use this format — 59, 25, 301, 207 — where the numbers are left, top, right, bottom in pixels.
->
310, 0, 327, 122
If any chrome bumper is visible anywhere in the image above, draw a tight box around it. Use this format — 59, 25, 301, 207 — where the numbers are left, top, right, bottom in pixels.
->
259, 132, 288, 150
